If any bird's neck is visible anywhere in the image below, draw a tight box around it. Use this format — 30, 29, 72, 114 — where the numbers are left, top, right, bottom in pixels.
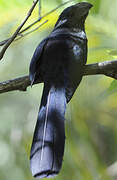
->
53, 18, 86, 40
51, 27, 87, 40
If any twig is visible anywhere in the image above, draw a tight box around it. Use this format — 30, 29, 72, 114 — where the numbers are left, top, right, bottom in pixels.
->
17, 0, 74, 34
39, 0, 41, 19
0, 60, 117, 94
0, 20, 48, 46
13, 20, 48, 41
0, 0, 73, 47
0, 0, 39, 60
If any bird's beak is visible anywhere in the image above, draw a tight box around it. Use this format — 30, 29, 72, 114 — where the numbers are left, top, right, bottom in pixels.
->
88, 3, 93, 9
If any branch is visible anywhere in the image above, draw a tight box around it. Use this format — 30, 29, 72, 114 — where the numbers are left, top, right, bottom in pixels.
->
84, 60, 117, 78
107, 161, 117, 177
13, 20, 48, 42
0, 60, 117, 94
0, 76, 42, 94
0, 0, 73, 47
0, 0, 39, 60
15, 0, 73, 35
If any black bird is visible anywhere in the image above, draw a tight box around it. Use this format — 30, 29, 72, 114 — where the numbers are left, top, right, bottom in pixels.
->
29, 2, 92, 179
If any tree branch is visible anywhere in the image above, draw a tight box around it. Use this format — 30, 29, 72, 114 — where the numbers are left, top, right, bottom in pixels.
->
107, 161, 117, 177
0, 76, 42, 94
0, 0, 39, 60
0, 0, 73, 47
14, 20, 48, 42
0, 60, 117, 94
84, 60, 117, 78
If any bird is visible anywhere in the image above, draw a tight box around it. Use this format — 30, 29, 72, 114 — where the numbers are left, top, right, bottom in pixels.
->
29, 2, 92, 179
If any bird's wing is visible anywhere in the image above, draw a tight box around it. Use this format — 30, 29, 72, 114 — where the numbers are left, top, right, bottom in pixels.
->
29, 38, 48, 86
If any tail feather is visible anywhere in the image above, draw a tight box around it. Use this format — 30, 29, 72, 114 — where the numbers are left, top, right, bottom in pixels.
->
30, 83, 66, 178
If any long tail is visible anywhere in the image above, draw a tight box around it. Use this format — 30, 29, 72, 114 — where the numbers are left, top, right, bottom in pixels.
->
30, 83, 66, 178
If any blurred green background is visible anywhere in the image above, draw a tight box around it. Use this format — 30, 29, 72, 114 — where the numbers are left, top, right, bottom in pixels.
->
0, 0, 117, 179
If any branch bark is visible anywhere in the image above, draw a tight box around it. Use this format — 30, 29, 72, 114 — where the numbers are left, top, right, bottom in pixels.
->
0, 60, 117, 94
107, 161, 117, 177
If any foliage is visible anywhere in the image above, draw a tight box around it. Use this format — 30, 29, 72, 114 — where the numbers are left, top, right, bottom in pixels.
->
0, 0, 117, 179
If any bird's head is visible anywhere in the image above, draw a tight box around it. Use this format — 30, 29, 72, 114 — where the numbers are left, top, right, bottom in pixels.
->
55, 2, 93, 30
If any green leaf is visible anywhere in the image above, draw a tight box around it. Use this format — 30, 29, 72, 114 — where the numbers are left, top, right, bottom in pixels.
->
108, 80, 117, 93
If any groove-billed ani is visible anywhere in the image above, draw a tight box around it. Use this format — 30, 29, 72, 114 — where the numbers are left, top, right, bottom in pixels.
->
29, 2, 92, 179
